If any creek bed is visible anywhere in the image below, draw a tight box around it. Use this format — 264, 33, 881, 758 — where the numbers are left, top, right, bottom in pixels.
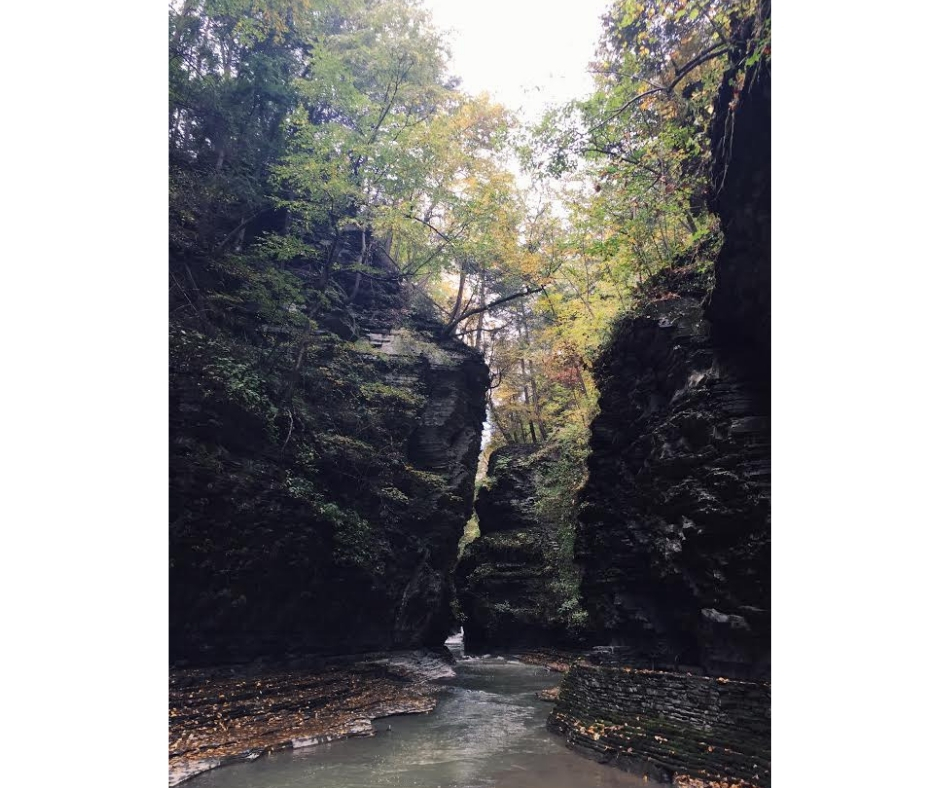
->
183, 646, 646, 788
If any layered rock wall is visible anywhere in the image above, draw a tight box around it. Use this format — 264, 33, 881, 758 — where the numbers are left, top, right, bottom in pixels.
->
169, 650, 454, 786
575, 25, 771, 681
549, 663, 770, 787
576, 268, 770, 677
170, 238, 488, 664
456, 444, 585, 651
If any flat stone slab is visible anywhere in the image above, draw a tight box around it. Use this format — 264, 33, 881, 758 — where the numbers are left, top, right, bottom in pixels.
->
169, 650, 451, 786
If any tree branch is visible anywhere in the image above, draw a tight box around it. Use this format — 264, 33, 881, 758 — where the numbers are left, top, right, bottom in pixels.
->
404, 213, 453, 244
586, 44, 729, 136
446, 287, 543, 334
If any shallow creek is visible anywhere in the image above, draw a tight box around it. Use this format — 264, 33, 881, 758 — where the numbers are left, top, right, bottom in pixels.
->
185, 636, 646, 788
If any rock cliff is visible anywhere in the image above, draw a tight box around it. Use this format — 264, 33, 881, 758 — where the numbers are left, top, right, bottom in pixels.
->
576, 25, 771, 680
706, 11, 772, 358
549, 661, 770, 786
170, 234, 488, 664
456, 443, 587, 651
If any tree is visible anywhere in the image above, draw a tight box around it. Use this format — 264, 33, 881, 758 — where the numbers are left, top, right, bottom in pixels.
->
169, 0, 316, 259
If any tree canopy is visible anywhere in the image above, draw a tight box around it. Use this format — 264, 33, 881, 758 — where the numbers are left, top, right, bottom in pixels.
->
169, 0, 771, 455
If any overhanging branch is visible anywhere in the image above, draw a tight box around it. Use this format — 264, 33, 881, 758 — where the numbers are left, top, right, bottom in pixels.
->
445, 286, 543, 335
585, 43, 729, 136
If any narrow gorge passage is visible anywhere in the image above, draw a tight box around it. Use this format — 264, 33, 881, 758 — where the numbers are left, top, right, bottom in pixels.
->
183, 637, 645, 788
168, 1, 772, 786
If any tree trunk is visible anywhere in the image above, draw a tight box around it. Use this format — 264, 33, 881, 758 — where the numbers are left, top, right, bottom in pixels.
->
448, 258, 467, 325
528, 358, 549, 441
319, 225, 340, 290
520, 381, 538, 445
519, 309, 548, 440
349, 229, 369, 302
473, 258, 486, 349
487, 390, 512, 444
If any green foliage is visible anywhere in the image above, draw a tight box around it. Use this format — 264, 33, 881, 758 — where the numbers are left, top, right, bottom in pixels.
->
380, 486, 410, 505
481, 0, 768, 632
403, 465, 450, 494
169, 0, 312, 257
531, 426, 591, 630
321, 502, 382, 570
169, 0, 768, 652
204, 355, 277, 419
484, 2, 765, 511
284, 472, 322, 504
457, 512, 480, 558
745, 15, 772, 68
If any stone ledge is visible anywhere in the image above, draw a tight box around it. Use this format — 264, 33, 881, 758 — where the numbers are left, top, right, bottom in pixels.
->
549, 664, 770, 787
169, 650, 450, 786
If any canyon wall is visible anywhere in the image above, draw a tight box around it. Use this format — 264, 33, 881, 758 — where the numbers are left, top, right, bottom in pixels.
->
549, 661, 770, 786
456, 444, 586, 651
576, 14, 771, 681
170, 236, 488, 664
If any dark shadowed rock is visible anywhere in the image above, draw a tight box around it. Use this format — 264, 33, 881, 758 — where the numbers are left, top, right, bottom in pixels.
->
474, 445, 542, 534
706, 11, 772, 358
549, 664, 770, 786
575, 18, 771, 681
456, 445, 586, 652
170, 238, 488, 665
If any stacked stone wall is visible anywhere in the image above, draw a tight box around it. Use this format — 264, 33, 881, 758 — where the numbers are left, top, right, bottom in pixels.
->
549, 663, 770, 786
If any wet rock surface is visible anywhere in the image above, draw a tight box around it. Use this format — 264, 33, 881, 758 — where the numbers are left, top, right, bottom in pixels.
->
576, 277, 770, 678
549, 664, 770, 787
173, 653, 651, 788
456, 446, 584, 652
576, 30, 771, 682
536, 686, 561, 702
513, 647, 586, 674
168, 650, 453, 786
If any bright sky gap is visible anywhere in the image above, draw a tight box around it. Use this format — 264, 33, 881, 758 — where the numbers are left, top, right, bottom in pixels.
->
421, 0, 612, 124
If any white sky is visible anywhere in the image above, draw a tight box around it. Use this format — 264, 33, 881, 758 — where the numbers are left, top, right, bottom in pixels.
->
421, 0, 612, 124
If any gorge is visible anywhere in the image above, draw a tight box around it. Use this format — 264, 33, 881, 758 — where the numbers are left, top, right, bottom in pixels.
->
169, 1, 771, 786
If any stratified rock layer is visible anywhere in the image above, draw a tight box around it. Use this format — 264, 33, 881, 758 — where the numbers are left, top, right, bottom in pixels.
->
549, 662, 770, 787
576, 270, 770, 678
456, 445, 585, 651
576, 22, 770, 680
169, 650, 454, 786
170, 238, 488, 664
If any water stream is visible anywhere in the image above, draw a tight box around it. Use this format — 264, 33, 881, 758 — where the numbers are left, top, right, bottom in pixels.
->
185, 634, 646, 788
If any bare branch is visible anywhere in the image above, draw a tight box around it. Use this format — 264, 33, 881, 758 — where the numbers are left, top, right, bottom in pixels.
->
446, 286, 543, 334
585, 44, 729, 136
404, 213, 453, 244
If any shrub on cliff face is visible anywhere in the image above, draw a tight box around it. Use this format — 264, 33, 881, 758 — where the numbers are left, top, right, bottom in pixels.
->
530, 425, 591, 631
323, 504, 383, 571
170, 269, 486, 660
457, 427, 593, 646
